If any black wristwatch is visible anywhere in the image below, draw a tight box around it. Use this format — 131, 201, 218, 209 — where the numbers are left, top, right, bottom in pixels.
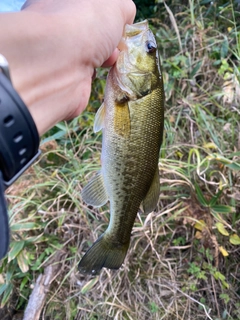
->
0, 54, 41, 260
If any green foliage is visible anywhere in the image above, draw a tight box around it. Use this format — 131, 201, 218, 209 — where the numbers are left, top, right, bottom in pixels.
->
187, 262, 207, 280
134, 0, 157, 20
149, 301, 159, 314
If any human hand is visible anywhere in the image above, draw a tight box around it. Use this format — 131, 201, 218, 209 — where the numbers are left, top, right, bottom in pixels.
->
22, 0, 136, 68
0, 0, 136, 134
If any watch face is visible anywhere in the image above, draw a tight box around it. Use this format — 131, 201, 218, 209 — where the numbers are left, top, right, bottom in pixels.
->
0, 54, 11, 82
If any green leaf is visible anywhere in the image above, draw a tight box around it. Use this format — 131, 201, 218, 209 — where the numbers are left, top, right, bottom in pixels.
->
149, 301, 159, 313
41, 121, 80, 144
20, 276, 29, 291
25, 235, 47, 244
195, 184, 208, 206
200, 0, 212, 4
211, 205, 235, 214
208, 154, 240, 171
41, 130, 67, 144
1, 283, 13, 307
31, 252, 46, 270
220, 293, 230, 304
214, 271, 225, 281
216, 222, 229, 236
17, 249, 29, 273
6, 270, 14, 283
54, 122, 68, 131
230, 234, 240, 245
229, 151, 240, 157
81, 277, 99, 294
220, 39, 229, 58
209, 189, 223, 207
11, 222, 42, 232
0, 283, 8, 296
190, 60, 202, 78
222, 281, 229, 289
225, 162, 240, 171
8, 241, 25, 262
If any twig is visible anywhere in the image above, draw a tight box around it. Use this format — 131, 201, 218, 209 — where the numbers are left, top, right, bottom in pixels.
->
163, 279, 213, 320
23, 251, 63, 320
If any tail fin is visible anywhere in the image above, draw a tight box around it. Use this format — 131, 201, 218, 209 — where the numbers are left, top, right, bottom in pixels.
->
78, 235, 129, 275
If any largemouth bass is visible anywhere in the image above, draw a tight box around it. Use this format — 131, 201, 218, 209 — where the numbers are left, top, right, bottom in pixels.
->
79, 20, 164, 275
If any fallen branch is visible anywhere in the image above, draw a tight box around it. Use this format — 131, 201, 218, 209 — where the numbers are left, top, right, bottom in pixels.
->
23, 251, 63, 320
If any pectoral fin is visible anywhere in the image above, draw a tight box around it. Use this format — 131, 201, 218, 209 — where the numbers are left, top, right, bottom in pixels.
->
81, 171, 108, 207
142, 167, 160, 214
94, 103, 105, 133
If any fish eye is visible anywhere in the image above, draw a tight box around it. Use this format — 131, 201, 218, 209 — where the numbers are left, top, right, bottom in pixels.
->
146, 41, 156, 53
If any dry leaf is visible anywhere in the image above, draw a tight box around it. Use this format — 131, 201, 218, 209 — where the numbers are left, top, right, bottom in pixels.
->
203, 142, 218, 150
195, 231, 202, 239
17, 249, 29, 273
219, 246, 229, 257
194, 220, 206, 231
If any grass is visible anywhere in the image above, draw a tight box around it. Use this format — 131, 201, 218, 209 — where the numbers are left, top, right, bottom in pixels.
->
1, 1, 240, 319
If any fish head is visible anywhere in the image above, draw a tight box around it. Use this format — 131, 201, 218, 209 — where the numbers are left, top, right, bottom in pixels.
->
118, 20, 158, 73
116, 20, 160, 98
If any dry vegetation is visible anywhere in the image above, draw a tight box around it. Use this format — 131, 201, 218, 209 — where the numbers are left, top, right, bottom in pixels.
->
1, 1, 240, 319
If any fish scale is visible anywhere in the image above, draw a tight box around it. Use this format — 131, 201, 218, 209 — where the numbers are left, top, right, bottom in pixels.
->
79, 20, 164, 275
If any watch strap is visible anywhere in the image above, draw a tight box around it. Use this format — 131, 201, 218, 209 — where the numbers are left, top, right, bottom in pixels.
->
0, 171, 9, 259
0, 67, 41, 259
0, 73, 41, 188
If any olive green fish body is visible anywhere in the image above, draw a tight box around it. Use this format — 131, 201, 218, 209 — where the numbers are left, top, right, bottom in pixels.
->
79, 20, 164, 275
102, 69, 163, 241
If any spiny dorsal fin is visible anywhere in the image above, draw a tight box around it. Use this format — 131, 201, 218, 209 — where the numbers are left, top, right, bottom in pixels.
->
81, 171, 108, 207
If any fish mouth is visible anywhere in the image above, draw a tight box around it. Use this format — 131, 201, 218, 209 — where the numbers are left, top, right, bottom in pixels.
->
124, 20, 149, 37
118, 20, 149, 51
